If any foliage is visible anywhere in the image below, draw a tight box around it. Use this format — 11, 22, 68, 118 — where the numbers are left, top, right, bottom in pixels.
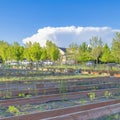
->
100, 44, 114, 63
97, 113, 119, 120
59, 80, 67, 94
59, 80, 67, 101
79, 98, 87, 104
7, 106, 19, 115
0, 32, 120, 63
111, 32, 120, 63
88, 92, 95, 101
46, 40, 60, 61
78, 42, 91, 62
24, 42, 42, 61
11, 42, 24, 61
41, 47, 47, 60
25, 94, 32, 98
104, 91, 112, 98
114, 114, 119, 120
90, 36, 103, 64
66, 43, 79, 62
18, 93, 25, 97
0, 41, 10, 61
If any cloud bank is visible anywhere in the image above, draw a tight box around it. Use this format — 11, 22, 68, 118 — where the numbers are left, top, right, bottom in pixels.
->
23, 26, 119, 47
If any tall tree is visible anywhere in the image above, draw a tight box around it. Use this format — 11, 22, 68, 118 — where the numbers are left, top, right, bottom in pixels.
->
111, 32, 120, 63
0, 41, 10, 62
100, 44, 113, 63
41, 47, 47, 60
24, 42, 42, 61
30, 42, 42, 61
11, 42, 24, 61
90, 36, 103, 64
46, 40, 59, 61
78, 42, 91, 62
66, 43, 79, 63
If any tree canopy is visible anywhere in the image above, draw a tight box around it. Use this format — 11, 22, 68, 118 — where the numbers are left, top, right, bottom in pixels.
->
111, 32, 120, 63
0, 33, 120, 64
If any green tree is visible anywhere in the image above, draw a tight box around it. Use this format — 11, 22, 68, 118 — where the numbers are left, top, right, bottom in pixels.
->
100, 44, 113, 63
24, 46, 32, 61
51, 45, 59, 61
46, 40, 59, 61
41, 47, 47, 60
24, 42, 42, 61
79, 42, 88, 52
78, 42, 91, 62
66, 43, 79, 63
46, 40, 52, 59
0, 41, 10, 62
111, 32, 120, 63
11, 42, 24, 61
90, 36, 103, 64
30, 42, 42, 61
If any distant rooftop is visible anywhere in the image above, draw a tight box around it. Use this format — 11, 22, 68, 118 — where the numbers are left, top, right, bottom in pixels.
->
58, 47, 66, 52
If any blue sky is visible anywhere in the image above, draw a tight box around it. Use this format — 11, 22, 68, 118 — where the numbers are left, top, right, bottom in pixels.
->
0, 0, 120, 45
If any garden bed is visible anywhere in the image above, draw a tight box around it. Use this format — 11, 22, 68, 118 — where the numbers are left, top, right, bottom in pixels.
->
0, 95, 120, 119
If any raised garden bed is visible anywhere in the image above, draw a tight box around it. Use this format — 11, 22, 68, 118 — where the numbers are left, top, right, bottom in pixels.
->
0, 76, 120, 100
1, 98, 120, 120
0, 72, 120, 120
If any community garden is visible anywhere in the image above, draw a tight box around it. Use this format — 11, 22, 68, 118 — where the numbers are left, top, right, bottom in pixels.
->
0, 65, 120, 120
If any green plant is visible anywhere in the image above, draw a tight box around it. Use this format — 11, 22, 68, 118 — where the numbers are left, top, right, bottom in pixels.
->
18, 93, 25, 97
62, 93, 67, 101
79, 98, 87, 104
59, 80, 67, 101
7, 106, 19, 115
59, 80, 67, 94
114, 113, 119, 119
104, 91, 112, 98
88, 92, 95, 101
51, 102, 58, 109
25, 94, 32, 98
102, 113, 119, 120
92, 86, 98, 90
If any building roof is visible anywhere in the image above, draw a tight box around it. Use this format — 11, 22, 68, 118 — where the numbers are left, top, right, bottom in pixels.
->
58, 47, 66, 52
58, 47, 66, 55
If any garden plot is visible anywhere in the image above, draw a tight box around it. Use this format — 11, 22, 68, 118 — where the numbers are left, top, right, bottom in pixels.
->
0, 73, 120, 120
91, 112, 120, 120
0, 93, 120, 119
0, 77, 120, 100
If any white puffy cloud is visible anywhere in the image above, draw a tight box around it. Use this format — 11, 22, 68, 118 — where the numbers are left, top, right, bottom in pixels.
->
22, 26, 118, 47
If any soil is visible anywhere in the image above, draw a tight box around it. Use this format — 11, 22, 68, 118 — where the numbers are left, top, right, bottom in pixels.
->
0, 95, 119, 118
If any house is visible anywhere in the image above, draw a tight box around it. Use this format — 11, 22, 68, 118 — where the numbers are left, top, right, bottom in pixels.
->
58, 47, 67, 64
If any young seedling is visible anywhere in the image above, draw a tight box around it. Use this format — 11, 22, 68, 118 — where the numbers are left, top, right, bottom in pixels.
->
59, 80, 67, 101
114, 113, 119, 120
7, 105, 19, 116
18, 93, 25, 98
79, 98, 87, 104
88, 92, 95, 101
104, 91, 112, 98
